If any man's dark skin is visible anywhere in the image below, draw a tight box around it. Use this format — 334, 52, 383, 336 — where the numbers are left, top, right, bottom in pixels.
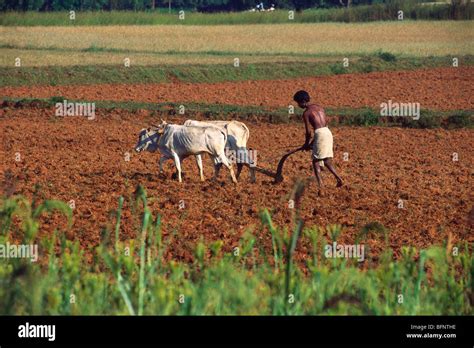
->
297, 101, 343, 191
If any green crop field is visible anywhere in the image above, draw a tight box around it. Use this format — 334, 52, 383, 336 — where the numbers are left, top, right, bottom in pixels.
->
0, 184, 471, 315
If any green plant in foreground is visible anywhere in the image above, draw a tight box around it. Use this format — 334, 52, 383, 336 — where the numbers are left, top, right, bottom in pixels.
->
0, 184, 472, 315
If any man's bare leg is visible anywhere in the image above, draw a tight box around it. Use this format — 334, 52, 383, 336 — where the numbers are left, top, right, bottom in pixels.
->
318, 160, 325, 171
312, 157, 323, 194
323, 158, 343, 187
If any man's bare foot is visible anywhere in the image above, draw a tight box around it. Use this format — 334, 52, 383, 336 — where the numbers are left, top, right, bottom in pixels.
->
336, 179, 343, 188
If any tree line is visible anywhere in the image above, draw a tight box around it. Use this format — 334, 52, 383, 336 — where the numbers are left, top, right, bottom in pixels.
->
0, 0, 410, 12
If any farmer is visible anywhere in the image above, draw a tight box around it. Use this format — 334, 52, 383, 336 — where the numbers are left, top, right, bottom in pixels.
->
293, 90, 343, 193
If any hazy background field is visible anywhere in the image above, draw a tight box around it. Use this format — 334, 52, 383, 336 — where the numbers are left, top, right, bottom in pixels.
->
1, 21, 473, 67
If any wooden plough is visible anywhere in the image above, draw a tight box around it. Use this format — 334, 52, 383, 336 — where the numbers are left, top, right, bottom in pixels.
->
246, 145, 306, 183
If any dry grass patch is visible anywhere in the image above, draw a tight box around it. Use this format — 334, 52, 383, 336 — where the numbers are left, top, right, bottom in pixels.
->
1, 21, 472, 60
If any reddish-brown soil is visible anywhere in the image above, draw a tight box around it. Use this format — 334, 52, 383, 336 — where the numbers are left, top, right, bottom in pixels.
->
1, 106, 472, 263
2, 67, 473, 110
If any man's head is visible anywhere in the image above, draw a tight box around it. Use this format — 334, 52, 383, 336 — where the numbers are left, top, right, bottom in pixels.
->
293, 90, 310, 108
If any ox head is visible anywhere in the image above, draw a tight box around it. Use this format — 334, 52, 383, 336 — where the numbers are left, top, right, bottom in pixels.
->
135, 120, 168, 153
135, 128, 158, 153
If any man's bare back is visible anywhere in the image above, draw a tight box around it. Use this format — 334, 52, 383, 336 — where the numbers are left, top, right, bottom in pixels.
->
304, 104, 328, 131
302, 105, 328, 147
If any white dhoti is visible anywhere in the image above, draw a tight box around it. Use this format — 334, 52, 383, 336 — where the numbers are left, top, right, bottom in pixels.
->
312, 127, 334, 166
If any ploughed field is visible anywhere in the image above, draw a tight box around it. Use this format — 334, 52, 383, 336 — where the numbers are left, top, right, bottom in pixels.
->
1, 103, 472, 263
2, 67, 473, 111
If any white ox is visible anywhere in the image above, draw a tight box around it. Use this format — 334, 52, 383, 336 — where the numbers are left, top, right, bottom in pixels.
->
135, 122, 237, 183
183, 120, 256, 182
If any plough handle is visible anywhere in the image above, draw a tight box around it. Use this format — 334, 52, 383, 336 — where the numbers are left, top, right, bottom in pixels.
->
274, 145, 306, 183
242, 145, 306, 184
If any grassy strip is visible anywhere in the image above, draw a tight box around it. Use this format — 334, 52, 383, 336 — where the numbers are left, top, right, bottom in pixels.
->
1, 43, 407, 58
0, 184, 471, 315
0, 5, 472, 26
3, 97, 473, 129
1, 55, 472, 87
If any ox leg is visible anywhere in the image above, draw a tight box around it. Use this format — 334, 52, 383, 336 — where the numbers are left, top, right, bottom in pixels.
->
213, 158, 223, 180
236, 163, 243, 179
234, 147, 244, 179
195, 154, 204, 182
218, 154, 237, 184
242, 148, 256, 183
159, 156, 168, 174
172, 153, 182, 183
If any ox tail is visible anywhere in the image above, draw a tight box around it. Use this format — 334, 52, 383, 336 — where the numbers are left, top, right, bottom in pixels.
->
240, 122, 250, 145
219, 129, 228, 145
235, 122, 252, 166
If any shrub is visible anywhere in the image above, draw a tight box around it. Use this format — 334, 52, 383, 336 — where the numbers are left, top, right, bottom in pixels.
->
377, 51, 397, 62
347, 109, 380, 126
445, 113, 473, 129
411, 114, 442, 129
